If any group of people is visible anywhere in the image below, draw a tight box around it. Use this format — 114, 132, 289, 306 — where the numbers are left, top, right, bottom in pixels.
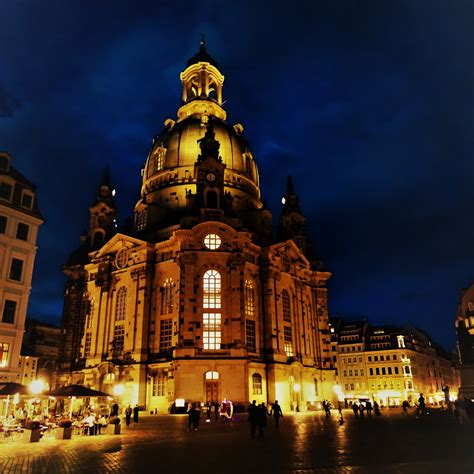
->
351, 399, 381, 418
247, 400, 283, 438
123, 404, 140, 426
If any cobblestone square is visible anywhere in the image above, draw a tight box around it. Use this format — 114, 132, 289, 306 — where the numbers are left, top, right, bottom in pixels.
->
0, 410, 473, 473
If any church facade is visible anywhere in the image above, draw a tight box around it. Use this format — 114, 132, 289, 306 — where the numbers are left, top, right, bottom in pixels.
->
58, 42, 336, 412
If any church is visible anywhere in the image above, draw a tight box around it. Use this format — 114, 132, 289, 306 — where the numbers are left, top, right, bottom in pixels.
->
58, 41, 336, 412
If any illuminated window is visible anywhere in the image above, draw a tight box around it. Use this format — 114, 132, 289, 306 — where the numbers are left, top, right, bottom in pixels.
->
203, 313, 221, 350
9, 258, 23, 281
156, 149, 164, 171
246, 319, 256, 352
161, 279, 173, 314
84, 332, 92, 357
2, 300, 16, 324
252, 373, 262, 394
153, 374, 166, 396
203, 270, 221, 309
160, 319, 173, 351
284, 326, 293, 356
397, 335, 405, 348
204, 234, 222, 250
245, 280, 255, 317
115, 287, 127, 321
205, 371, 218, 380
468, 302, 474, 311
282, 290, 291, 322
0, 342, 9, 368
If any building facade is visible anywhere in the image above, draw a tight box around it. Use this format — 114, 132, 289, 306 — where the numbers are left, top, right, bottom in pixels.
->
0, 152, 43, 384
58, 42, 336, 412
331, 319, 458, 406
455, 283, 474, 397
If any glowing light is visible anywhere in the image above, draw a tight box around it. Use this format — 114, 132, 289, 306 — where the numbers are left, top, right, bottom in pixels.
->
13, 393, 20, 404
175, 398, 185, 408
294, 383, 300, 393
113, 384, 125, 396
29, 380, 45, 395
281, 197, 286, 204
112, 189, 116, 196
333, 384, 345, 401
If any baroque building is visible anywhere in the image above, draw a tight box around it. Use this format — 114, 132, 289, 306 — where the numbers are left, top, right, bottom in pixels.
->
455, 284, 474, 398
330, 318, 459, 406
0, 152, 43, 384
58, 42, 335, 412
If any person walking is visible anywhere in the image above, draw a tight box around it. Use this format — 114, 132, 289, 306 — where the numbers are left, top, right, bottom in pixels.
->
193, 403, 201, 430
402, 400, 409, 413
270, 400, 283, 430
323, 400, 331, 419
125, 405, 132, 426
257, 403, 268, 438
110, 402, 119, 417
247, 400, 258, 438
187, 403, 196, 431
359, 401, 365, 418
206, 402, 212, 422
214, 401, 220, 421
416, 394, 426, 418
133, 404, 139, 423
365, 401, 372, 417
352, 402, 359, 418
337, 401, 344, 424
373, 400, 381, 416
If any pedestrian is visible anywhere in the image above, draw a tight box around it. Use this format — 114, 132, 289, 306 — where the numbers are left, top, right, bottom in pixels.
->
257, 403, 268, 438
214, 401, 220, 421
359, 401, 365, 418
248, 400, 258, 438
133, 404, 139, 423
366, 401, 372, 417
125, 405, 132, 426
193, 403, 201, 430
416, 394, 426, 418
352, 402, 359, 418
374, 400, 381, 416
323, 400, 331, 418
402, 400, 409, 413
270, 400, 283, 430
206, 402, 212, 422
337, 401, 344, 424
110, 402, 119, 417
187, 402, 195, 431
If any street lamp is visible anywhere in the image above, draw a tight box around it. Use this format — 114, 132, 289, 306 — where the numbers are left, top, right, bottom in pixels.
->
113, 384, 125, 397
29, 380, 45, 395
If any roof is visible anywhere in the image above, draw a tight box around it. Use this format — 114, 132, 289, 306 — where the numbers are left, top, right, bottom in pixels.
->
186, 41, 220, 69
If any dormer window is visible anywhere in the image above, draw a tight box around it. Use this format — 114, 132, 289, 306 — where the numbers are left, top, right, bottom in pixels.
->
0, 181, 13, 201
21, 191, 34, 209
468, 302, 474, 312
0, 155, 9, 171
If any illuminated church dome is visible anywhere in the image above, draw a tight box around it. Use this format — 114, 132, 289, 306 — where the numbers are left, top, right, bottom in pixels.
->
136, 40, 264, 238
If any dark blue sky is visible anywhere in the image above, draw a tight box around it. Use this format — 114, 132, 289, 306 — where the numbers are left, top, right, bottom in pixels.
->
1, 0, 473, 350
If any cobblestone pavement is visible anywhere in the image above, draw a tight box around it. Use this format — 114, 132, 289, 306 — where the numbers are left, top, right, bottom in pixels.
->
0, 410, 473, 473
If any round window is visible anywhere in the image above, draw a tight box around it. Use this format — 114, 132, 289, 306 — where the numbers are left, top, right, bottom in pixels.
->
115, 249, 129, 269
204, 233, 222, 250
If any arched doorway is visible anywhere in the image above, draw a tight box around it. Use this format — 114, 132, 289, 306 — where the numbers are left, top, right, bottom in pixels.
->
205, 371, 219, 402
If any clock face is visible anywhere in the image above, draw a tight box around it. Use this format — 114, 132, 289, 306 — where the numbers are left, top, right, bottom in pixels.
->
206, 172, 216, 182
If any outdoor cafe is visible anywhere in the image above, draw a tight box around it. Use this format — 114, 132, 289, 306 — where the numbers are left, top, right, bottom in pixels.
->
0, 382, 120, 443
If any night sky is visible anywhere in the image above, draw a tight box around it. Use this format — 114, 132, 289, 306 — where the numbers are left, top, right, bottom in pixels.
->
1, 1, 473, 350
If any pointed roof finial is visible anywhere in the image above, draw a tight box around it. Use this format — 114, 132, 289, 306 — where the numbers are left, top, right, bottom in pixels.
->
186, 36, 219, 69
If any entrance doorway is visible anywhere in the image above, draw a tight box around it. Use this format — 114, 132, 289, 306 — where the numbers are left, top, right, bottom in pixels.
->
205, 371, 219, 402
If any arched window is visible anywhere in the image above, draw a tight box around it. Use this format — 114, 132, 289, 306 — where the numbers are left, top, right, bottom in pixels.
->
252, 373, 262, 395
203, 270, 221, 350
205, 371, 219, 380
282, 290, 291, 322
115, 287, 127, 321
245, 280, 255, 317
161, 278, 173, 314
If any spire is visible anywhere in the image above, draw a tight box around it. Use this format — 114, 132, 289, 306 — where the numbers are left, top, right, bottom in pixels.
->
186, 36, 220, 69
197, 120, 221, 163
